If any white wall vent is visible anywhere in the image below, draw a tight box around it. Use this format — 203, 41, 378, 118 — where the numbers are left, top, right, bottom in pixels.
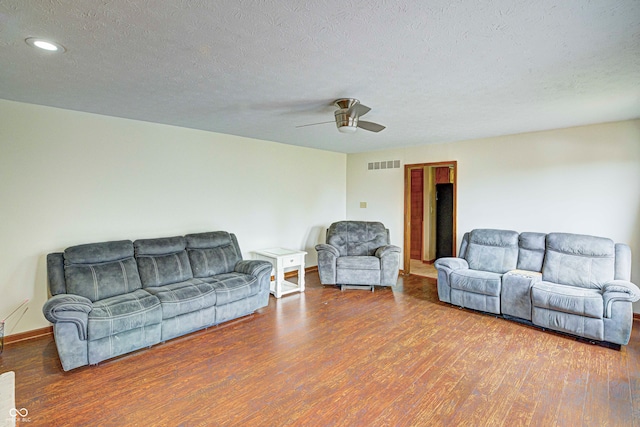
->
367, 160, 401, 171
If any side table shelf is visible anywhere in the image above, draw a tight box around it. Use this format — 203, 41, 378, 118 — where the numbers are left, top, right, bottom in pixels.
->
253, 248, 307, 298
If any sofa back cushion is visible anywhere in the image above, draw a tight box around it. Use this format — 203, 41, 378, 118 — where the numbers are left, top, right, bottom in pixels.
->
517, 232, 546, 272
327, 221, 389, 256
185, 231, 242, 277
465, 229, 519, 274
134, 236, 193, 287
542, 233, 615, 289
63, 240, 142, 302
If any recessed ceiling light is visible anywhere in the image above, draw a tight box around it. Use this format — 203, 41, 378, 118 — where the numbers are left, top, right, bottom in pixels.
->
25, 37, 66, 53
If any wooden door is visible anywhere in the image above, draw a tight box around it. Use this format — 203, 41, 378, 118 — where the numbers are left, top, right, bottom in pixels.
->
410, 169, 424, 260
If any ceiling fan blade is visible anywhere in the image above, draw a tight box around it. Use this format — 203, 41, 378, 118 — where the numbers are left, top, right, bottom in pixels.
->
358, 121, 386, 132
295, 120, 335, 128
352, 104, 371, 117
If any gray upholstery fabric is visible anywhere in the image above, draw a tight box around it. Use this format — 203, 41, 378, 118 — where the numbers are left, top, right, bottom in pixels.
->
316, 221, 400, 287
199, 273, 261, 305
603, 302, 634, 344
88, 289, 162, 340
451, 269, 502, 297
315, 243, 339, 284
465, 229, 519, 274
134, 236, 187, 256
542, 233, 615, 289
47, 253, 67, 295
64, 240, 134, 264
88, 324, 162, 365
434, 257, 469, 303
65, 257, 143, 302
458, 233, 470, 258
434, 228, 639, 346
450, 290, 500, 314
44, 231, 270, 371
615, 243, 632, 281
449, 269, 503, 314
43, 294, 93, 340
532, 282, 603, 319
145, 278, 217, 319
53, 322, 89, 371
160, 305, 217, 341
135, 236, 194, 287
186, 231, 242, 277
532, 307, 604, 341
516, 232, 546, 272
326, 221, 389, 256
136, 251, 193, 287
216, 293, 263, 324
501, 270, 542, 321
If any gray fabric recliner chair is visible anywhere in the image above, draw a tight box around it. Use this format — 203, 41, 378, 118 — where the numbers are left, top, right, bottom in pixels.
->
315, 221, 401, 291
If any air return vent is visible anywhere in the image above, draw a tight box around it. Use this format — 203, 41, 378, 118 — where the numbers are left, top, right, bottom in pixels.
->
368, 160, 401, 171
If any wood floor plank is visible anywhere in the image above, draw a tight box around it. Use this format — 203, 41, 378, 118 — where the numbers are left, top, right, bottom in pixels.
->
1, 272, 639, 426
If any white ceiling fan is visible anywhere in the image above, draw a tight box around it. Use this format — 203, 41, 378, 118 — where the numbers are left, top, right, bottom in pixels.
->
297, 98, 386, 133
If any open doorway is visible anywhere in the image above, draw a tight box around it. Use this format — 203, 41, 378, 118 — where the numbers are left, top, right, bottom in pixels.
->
403, 161, 457, 276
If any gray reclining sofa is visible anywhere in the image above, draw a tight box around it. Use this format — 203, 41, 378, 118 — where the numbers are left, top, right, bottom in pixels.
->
435, 229, 640, 347
43, 231, 272, 371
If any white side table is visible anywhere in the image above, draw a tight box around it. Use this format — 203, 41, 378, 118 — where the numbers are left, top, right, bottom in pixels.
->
253, 248, 307, 298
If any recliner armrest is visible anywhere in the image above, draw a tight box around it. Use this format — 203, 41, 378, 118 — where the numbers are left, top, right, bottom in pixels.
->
434, 257, 469, 271
235, 260, 272, 277
375, 245, 401, 258
42, 294, 93, 340
602, 280, 640, 302
315, 244, 340, 258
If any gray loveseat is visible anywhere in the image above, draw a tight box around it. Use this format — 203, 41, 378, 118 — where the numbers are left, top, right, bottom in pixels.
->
315, 221, 401, 290
435, 229, 640, 347
43, 231, 272, 371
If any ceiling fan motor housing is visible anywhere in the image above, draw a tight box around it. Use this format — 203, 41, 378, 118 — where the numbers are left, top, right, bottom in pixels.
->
334, 98, 359, 133
335, 110, 358, 133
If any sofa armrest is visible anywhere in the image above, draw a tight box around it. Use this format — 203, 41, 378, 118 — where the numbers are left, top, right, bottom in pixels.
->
315, 244, 339, 284
602, 280, 640, 302
434, 257, 469, 271
315, 243, 340, 258
235, 260, 272, 277
42, 294, 93, 340
375, 245, 401, 258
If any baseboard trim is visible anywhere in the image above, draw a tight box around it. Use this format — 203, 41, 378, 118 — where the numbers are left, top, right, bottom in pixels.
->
4, 326, 53, 345
634, 313, 640, 321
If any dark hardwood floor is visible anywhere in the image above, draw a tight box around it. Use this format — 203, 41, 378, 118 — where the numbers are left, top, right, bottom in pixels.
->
2, 272, 639, 426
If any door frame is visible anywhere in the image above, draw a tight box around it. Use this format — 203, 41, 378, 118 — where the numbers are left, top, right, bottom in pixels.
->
403, 161, 458, 275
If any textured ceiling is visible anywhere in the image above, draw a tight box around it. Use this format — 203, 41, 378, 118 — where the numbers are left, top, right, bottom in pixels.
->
1, 1, 639, 153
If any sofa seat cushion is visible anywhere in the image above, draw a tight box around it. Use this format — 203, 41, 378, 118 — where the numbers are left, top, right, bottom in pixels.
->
450, 269, 502, 297
88, 289, 162, 341
199, 273, 260, 306
145, 278, 217, 320
532, 282, 603, 319
337, 256, 380, 270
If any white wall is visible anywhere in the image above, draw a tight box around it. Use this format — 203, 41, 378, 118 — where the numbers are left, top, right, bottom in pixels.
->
0, 99, 346, 334
347, 120, 640, 311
